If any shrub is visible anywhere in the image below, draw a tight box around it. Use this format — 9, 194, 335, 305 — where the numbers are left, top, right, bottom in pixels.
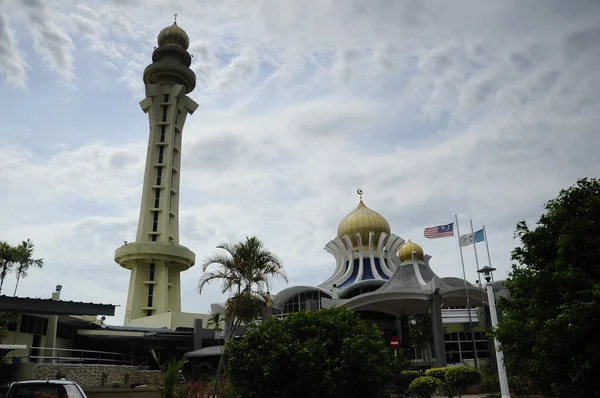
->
409, 376, 439, 398
425, 367, 451, 397
479, 375, 500, 393
394, 370, 420, 393
445, 366, 482, 397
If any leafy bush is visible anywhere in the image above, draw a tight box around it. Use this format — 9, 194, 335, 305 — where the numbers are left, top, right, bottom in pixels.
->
226, 307, 391, 398
445, 366, 482, 397
425, 367, 451, 396
479, 375, 500, 393
394, 370, 420, 393
409, 376, 439, 398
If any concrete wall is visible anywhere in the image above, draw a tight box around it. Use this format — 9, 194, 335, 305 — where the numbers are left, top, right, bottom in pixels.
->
84, 388, 160, 398
30, 364, 161, 388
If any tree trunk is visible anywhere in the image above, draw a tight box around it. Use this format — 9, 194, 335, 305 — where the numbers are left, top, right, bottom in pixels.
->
13, 274, 21, 296
211, 318, 243, 398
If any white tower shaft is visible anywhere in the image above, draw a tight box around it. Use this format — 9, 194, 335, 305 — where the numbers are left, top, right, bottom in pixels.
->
115, 22, 198, 325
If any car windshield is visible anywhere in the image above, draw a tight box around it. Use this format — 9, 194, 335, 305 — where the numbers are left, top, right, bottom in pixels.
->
10, 384, 83, 398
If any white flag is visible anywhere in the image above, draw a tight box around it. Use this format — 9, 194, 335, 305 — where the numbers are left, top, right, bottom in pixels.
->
459, 233, 475, 247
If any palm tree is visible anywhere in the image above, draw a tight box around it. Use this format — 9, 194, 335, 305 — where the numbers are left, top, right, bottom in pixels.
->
198, 236, 287, 398
12, 239, 43, 296
206, 311, 225, 347
0, 241, 17, 294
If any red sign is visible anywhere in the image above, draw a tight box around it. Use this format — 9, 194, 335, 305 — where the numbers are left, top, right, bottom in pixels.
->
389, 336, 400, 350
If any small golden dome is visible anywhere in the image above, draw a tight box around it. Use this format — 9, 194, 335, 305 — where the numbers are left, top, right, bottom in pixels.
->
157, 21, 190, 50
337, 199, 391, 250
398, 240, 424, 262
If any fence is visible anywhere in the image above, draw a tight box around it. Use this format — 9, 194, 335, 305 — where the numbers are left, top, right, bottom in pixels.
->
14, 347, 133, 365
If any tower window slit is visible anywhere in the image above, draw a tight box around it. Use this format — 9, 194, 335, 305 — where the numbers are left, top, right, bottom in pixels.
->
152, 212, 159, 232
161, 106, 168, 122
156, 167, 162, 185
160, 126, 166, 142
151, 235, 157, 242
158, 146, 164, 163
163, 94, 169, 103
147, 284, 154, 307
154, 189, 160, 208
149, 263, 155, 281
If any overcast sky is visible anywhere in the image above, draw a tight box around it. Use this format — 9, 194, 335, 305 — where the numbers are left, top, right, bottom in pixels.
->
1, 0, 598, 325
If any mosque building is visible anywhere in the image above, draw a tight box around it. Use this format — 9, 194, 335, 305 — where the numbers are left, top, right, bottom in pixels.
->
208, 192, 501, 368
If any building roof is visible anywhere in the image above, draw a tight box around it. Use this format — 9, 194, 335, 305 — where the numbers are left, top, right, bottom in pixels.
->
0, 295, 116, 316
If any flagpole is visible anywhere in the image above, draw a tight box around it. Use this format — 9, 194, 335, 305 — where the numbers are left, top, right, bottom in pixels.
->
455, 214, 478, 370
470, 220, 489, 357
482, 225, 496, 285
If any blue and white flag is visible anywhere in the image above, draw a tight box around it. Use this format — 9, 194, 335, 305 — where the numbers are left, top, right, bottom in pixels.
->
459, 229, 485, 247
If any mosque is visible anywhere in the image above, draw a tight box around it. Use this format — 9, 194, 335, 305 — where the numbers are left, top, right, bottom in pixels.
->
1, 18, 506, 383
206, 193, 499, 369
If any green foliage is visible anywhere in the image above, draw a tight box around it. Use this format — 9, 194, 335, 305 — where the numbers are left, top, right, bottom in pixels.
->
425, 367, 451, 397
225, 307, 391, 398
157, 358, 186, 398
393, 370, 420, 393
445, 366, 482, 397
409, 313, 433, 362
408, 376, 439, 398
198, 236, 287, 395
0, 239, 43, 296
494, 178, 600, 397
479, 375, 500, 393
0, 312, 18, 345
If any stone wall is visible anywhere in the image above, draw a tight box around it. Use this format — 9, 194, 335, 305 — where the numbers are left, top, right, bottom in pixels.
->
32, 364, 162, 388
84, 388, 160, 398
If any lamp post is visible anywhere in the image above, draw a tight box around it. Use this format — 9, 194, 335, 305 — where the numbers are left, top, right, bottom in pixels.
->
477, 266, 510, 398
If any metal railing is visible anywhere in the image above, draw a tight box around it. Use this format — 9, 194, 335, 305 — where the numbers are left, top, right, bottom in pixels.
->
12, 347, 133, 365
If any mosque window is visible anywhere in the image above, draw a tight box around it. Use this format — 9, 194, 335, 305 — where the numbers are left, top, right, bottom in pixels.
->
160, 126, 166, 143
158, 146, 164, 163
161, 106, 168, 122
152, 212, 159, 232
154, 189, 160, 208
282, 291, 330, 315
19, 315, 48, 335
444, 331, 489, 364
156, 167, 163, 185
163, 94, 169, 103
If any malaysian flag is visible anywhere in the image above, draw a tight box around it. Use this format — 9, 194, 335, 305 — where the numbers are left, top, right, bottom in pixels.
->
424, 222, 454, 239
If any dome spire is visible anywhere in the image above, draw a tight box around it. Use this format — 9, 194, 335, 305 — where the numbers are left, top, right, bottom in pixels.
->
174, 13, 178, 23
337, 190, 391, 250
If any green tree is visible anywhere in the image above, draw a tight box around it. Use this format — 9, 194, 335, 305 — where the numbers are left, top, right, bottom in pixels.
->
12, 239, 43, 296
0, 241, 17, 294
198, 236, 287, 397
225, 307, 393, 398
409, 312, 433, 363
206, 311, 225, 347
494, 178, 600, 397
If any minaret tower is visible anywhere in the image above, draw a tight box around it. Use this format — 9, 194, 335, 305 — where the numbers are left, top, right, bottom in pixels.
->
115, 16, 198, 325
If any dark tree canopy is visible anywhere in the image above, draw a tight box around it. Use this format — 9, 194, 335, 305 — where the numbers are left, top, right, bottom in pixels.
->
225, 307, 395, 398
495, 178, 600, 398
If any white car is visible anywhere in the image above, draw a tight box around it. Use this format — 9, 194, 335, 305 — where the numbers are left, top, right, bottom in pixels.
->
0, 380, 87, 398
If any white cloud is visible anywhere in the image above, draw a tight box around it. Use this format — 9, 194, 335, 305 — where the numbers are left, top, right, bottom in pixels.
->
0, 0, 599, 324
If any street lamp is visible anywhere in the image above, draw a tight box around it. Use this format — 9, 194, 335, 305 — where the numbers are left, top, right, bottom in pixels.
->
478, 266, 510, 398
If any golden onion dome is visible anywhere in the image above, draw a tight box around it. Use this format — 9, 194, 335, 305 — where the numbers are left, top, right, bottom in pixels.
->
157, 21, 190, 50
337, 199, 391, 250
398, 240, 425, 262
